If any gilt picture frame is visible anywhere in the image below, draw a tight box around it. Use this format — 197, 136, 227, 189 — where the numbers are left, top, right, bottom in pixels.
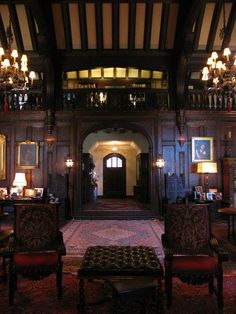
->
192, 137, 213, 162
0, 134, 6, 180
17, 141, 39, 169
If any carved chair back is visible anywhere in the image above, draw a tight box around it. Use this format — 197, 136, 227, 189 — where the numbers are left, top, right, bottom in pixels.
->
164, 204, 211, 255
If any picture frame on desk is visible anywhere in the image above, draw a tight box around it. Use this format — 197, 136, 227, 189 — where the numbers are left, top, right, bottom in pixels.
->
17, 141, 39, 169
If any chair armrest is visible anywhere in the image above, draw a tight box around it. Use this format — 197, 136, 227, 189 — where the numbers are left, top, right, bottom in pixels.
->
161, 233, 173, 260
57, 231, 66, 256
210, 236, 229, 262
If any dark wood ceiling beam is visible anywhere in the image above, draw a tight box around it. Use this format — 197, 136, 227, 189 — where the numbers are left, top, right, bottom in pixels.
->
144, 2, 153, 51
206, 1, 222, 52
112, 2, 119, 50
128, 2, 136, 50
28, 0, 59, 110
61, 3, 72, 51
172, 0, 206, 110
222, 1, 236, 49
8, 2, 24, 52
192, 3, 206, 51
159, 2, 169, 50
95, 2, 103, 51
78, 3, 87, 51
24, 2, 38, 51
58, 53, 171, 72
0, 15, 7, 49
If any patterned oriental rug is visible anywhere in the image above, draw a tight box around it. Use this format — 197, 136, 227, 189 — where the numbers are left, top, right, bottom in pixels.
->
0, 219, 236, 313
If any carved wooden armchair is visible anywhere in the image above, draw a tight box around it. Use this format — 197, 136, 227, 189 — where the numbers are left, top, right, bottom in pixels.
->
8, 203, 66, 304
162, 204, 228, 309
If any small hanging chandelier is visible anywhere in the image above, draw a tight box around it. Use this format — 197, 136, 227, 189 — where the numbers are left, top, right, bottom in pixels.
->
201, 1, 236, 93
0, 16, 35, 91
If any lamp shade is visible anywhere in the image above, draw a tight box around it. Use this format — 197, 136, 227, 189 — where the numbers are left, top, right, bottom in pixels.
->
197, 162, 218, 174
13, 173, 27, 187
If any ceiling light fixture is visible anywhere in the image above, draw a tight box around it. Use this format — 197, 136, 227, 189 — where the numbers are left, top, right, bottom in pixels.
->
201, 1, 236, 96
0, 16, 35, 91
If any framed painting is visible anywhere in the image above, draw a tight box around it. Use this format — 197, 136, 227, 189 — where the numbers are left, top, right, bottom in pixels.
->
0, 134, 6, 180
17, 141, 39, 169
192, 137, 213, 162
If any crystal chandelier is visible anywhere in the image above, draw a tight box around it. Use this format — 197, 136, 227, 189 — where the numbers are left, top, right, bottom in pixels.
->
0, 17, 35, 91
201, 2, 236, 93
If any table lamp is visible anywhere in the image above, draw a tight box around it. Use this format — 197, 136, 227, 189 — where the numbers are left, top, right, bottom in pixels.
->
13, 172, 27, 198
197, 162, 218, 192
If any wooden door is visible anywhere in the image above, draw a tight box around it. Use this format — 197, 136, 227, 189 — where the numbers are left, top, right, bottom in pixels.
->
103, 153, 126, 198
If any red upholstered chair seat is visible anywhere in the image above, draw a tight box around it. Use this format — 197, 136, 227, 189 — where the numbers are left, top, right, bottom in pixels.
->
172, 256, 218, 273
14, 252, 58, 267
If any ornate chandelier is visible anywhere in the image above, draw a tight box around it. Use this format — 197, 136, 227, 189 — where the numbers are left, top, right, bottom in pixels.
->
0, 17, 35, 91
201, 2, 236, 94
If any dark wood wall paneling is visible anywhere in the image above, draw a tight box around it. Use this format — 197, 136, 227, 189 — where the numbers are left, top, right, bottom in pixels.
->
0, 110, 235, 215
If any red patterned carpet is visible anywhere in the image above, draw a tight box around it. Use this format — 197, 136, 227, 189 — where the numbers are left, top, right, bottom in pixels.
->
0, 219, 236, 313
83, 198, 150, 211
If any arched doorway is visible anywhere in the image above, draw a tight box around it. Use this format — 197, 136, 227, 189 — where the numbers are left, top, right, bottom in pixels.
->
103, 153, 126, 198
80, 126, 154, 216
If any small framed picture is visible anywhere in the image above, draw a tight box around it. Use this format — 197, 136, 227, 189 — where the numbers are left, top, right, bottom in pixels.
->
206, 192, 215, 201
215, 192, 222, 200
34, 188, 44, 198
17, 141, 39, 169
192, 137, 213, 162
25, 188, 36, 198
0, 187, 8, 199
195, 185, 203, 193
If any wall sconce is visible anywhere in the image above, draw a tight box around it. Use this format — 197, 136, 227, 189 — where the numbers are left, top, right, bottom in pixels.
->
65, 156, 74, 170
64, 156, 73, 220
13, 172, 27, 198
197, 162, 218, 192
44, 133, 56, 150
155, 154, 166, 219
178, 134, 186, 147
155, 154, 166, 169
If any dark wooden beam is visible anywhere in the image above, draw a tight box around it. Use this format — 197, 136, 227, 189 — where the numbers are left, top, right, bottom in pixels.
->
0, 15, 7, 49
144, 2, 153, 51
78, 2, 87, 51
128, 2, 136, 50
173, 0, 206, 109
24, 2, 38, 51
62, 3, 72, 51
112, 2, 119, 50
193, 3, 206, 51
159, 2, 169, 50
222, 1, 236, 49
95, 2, 103, 51
206, 1, 222, 52
8, 2, 24, 52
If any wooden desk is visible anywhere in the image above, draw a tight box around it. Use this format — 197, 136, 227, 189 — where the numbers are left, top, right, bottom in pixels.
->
77, 245, 163, 313
218, 207, 236, 241
0, 197, 45, 211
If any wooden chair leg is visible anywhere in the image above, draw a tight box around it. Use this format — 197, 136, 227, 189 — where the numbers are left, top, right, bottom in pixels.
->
165, 270, 172, 308
208, 277, 214, 294
217, 269, 223, 309
9, 262, 15, 305
56, 261, 63, 300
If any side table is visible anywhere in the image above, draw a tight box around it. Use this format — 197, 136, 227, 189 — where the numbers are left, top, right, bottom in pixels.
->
218, 207, 236, 242
77, 245, 164, 313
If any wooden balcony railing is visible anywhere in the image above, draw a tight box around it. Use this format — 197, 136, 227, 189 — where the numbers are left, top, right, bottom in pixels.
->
62, 89, 170, 111
0, 88, 235, 112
